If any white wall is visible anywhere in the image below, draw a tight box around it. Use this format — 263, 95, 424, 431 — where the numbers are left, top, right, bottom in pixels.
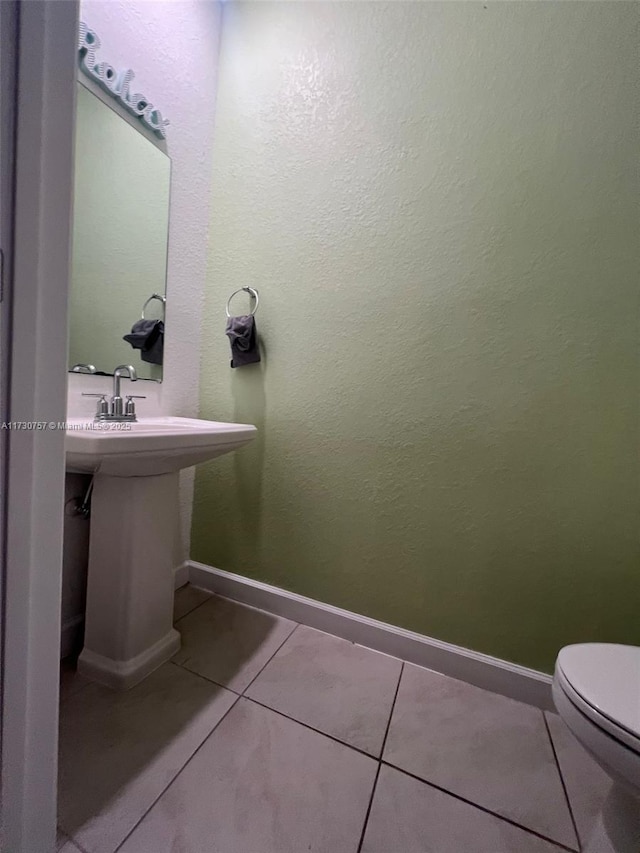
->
63, 0, 222, 650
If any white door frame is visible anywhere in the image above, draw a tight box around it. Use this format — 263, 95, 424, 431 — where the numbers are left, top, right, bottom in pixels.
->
0, 0, 17, 837
0, 5, 17, 496
1, 2, 78, 851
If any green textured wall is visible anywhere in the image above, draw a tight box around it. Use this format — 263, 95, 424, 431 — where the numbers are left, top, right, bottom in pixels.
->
192, 1, 639, 673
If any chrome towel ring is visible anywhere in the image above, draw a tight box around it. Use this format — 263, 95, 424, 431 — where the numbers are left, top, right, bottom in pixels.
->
226, 287, 259, 318
141, 293, 166, 320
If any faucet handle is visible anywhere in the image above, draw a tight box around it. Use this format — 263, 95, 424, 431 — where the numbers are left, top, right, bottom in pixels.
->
124, 395, 146, 418
82, 393, 109, 417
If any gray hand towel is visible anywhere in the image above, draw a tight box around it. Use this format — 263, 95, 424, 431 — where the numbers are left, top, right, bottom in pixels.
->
225, 314, 261, 368
123, 319, 164, 365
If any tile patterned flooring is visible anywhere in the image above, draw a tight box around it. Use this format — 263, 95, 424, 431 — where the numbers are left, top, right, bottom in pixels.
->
58, 585, 611, 853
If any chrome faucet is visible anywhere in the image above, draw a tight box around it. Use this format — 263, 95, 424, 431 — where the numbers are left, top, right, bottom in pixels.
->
83, 364, 146, 422
112, 364, 137, 417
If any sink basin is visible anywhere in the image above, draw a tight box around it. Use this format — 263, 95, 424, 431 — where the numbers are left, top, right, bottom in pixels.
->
65, 416, 257, 476
67, 414, 257, 690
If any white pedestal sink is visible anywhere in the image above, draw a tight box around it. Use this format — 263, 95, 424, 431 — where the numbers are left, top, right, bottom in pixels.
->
65, 417, 257, 689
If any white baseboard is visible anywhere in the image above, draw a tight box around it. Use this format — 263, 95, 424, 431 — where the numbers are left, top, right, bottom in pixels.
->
174, 561, 190, 590
186, 560, 554, 712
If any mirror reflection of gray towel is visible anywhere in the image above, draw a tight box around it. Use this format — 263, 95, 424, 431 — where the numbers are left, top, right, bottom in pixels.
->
123, 319, 164, 365
225, 315, 261, 368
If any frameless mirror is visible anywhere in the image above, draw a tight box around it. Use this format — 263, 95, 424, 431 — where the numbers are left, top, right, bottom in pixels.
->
68, 82, 171, 381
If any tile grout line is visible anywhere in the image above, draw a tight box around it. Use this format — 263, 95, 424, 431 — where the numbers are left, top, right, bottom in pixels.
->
356, 661, 405, 853
172, 602, 299, 696
111, 693, 242, 853
355, 764, 382, 853
378, 661, 405, 760
172, 588, 215, 625
240, 621, 301, 696
172, 622, 357, 743
168, 658, 241, 696
245, 695, 377, 762
381, 760, 579, 853
59, 829, 90, 853
543, 712, 582, 852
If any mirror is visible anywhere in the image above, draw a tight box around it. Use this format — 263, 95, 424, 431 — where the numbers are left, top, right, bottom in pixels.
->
68, 82, 171, 381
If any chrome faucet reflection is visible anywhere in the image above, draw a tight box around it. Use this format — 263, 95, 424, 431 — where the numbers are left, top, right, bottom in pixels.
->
82, 364, 146, 422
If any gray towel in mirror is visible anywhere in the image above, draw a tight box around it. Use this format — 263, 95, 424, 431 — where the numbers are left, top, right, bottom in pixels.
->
123, 319, 164, 365
225, 315, 261, 368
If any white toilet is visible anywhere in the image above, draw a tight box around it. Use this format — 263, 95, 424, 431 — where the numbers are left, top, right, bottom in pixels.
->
553, 643, 640, 853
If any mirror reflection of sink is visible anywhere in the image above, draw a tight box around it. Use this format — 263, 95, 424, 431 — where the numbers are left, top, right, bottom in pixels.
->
66, 416, 257, 690
65, 416, 257, 477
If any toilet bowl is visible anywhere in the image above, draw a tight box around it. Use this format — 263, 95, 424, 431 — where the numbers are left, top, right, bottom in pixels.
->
553, 643, 640, 853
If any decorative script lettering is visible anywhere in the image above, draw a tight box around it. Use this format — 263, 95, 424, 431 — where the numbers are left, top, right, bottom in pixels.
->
78, 22, 170, 139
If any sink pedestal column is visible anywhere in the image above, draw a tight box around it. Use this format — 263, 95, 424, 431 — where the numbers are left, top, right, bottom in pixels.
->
78, 471, 182, 689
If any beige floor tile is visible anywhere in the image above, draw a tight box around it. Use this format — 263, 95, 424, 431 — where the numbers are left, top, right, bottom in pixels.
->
58, 662, 237, 853
119, 698, 377, 853
172, 596, 296, 692
383, 664, 578, 849
362, 764, 569, 853
59, 658, 90, 704
58, 838, 83, 853
173, 584, 212, 622
57, 828, 73, 851
545, 711, 612, 848
247, 625, 402, 755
